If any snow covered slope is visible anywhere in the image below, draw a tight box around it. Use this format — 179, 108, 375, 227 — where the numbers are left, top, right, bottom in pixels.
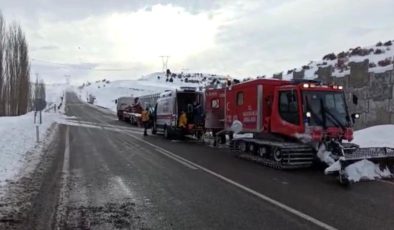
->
0, 112, 67, 186
78, 72, 229, 112
281, 40, 394, 80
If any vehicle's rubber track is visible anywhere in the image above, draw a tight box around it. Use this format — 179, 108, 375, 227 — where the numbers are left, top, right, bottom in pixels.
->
231, 139, 315, 169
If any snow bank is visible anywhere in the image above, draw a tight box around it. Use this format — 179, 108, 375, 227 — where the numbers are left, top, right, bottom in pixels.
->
0, 83, 68, 188
317, 145, 336, 165
345, 159, 391, 182
0, 111, 66, 186
352, 125, 394, 148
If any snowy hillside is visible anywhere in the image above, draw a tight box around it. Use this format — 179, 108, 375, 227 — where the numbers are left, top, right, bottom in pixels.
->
281, 40, 394, 80
78, 72, 230, 112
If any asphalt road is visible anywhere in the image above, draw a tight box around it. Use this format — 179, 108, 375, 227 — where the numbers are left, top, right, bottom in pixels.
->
5, 91, 394, 230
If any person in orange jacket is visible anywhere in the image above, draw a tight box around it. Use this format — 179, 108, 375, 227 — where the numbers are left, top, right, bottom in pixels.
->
178, 111, 188, 128
141, 107, 150, 136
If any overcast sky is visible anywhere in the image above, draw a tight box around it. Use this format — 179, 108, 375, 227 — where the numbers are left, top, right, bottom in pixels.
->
1, 0, 393, 84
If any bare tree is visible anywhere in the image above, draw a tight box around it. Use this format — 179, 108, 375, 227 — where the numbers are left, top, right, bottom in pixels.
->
16, 25, 30, 115
2, 20, 31, 116
33, 78, 46, 110
0, 13, 5, 116
4, 23, 18, 115
35, 79, 46, 101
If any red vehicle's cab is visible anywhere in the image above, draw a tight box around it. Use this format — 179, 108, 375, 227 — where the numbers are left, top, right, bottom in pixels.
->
270, 82, 353, 142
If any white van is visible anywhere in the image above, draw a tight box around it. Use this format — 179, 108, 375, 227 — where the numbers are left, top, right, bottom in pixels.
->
152, 87, 204, 139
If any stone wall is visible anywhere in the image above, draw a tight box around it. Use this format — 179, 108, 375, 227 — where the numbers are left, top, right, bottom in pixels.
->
290, 59, 394, 129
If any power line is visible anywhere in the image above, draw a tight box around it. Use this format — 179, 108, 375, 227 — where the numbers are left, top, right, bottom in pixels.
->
159, 55, 170, 72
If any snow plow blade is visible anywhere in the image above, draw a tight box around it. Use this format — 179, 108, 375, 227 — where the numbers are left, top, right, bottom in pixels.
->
341, 147, 394, 167
337, 147, 394, 184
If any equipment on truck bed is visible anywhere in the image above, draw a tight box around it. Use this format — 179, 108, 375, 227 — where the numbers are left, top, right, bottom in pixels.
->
115, 96, 134, 121
206, 78, 394, 184
116, 93, 161, 126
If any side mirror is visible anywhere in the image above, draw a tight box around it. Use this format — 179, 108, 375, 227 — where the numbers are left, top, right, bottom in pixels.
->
115, 99, 118, 104
351, 113, 360, 123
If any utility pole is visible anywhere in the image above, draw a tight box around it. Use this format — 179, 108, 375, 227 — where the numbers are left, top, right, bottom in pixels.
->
159, 56, 170, 73
65, 75, 71, 85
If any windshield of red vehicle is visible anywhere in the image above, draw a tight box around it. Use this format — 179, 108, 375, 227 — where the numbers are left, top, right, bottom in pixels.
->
303, 91, 350, 127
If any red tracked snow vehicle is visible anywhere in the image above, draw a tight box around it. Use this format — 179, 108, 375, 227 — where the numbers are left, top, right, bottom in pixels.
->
205, 78, 394, 183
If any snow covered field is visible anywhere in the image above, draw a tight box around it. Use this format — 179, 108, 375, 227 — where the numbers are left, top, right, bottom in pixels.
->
0, 84, 68, 195
0, 111, 66, 186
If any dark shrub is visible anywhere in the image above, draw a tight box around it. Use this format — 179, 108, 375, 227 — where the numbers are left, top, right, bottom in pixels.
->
369, 62, 377, 68
323, 53, 336, 60
374, 49, 384, 54
378, 59, 391, 67
383, 40, 392, 46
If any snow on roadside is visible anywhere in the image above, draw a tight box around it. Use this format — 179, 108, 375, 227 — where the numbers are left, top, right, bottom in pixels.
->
0, 111, 67, 187
352, 125, 394, 148
317, 145, 336, 165
0, 84, 70, 191
345, 159, 391, 182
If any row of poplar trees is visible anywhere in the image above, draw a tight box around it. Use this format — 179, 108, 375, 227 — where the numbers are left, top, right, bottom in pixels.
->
0, 12, 31, 116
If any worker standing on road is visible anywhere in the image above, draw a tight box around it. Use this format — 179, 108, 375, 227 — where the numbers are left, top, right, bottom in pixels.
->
141, 107, 150, 136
